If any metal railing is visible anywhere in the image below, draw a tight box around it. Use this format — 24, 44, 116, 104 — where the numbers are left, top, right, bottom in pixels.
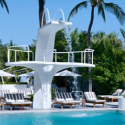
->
8, 45, 34, 62
7, 46, 94, 65
54, 9, 65, 22
53, 49, 94, 64
41, 8, 50, 27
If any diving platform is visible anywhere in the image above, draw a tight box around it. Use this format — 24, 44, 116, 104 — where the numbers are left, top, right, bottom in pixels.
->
5, 8, 95, 109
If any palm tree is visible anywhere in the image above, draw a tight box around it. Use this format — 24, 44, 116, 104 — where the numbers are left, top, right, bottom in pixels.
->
68, 0, 125, 91
39, 0, 46, 27
0, 0, 9, 13
120, 28, 125, 41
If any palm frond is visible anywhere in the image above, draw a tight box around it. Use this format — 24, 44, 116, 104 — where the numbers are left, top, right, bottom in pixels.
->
0, 0, 9, 13
104, 2, 125, 25
98, 3, 106, 21
120, 28, 125, 39
0, 1, 3, 8
68, 1, 88, 21
2, 0, 9, 13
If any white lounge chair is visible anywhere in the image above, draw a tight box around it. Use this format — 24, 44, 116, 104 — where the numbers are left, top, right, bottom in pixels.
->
84, 92, 106, 108
53, 92, 81, 109
120, 90, 125, 96
1, 90, 10, 102
4, 93, 32, 110
18, 88, 34, 101
98, 89, 123, 102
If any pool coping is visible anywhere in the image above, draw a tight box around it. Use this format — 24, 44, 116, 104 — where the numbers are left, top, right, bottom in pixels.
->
0, 108, 124, 114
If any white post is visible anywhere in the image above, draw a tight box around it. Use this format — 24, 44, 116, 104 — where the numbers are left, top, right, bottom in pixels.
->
55, 53, 57, 62
1, 77, 4, 85
28, 47, 29, 61
68, 53, 70, 62
81, 52, 83, 63
84, 52, 86, 63
8, 49, 10, 62
15, 50, 17, 62
92, 51, 93, 64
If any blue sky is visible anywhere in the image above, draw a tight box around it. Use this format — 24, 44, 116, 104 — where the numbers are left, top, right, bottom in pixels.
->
0, 0, 125, 45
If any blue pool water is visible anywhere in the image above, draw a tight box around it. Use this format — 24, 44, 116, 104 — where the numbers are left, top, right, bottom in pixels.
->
0, 110, 125, 125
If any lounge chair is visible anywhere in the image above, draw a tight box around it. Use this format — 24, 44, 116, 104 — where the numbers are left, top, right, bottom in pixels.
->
17, 88, 34, 101
1, 90, 10, 102
52, 92, 81, 109
53, 87, 66, 93
4, 93, 32, 110
98, 89, 123, 102
103, 90, 125, 102
84, 92, 106, 108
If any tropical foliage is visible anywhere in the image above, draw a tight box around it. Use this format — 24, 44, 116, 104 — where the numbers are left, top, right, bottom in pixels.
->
120, 28, 125, 41
68, 0, 125, 91
54, 29, 125, 95
1, 29, 125, 94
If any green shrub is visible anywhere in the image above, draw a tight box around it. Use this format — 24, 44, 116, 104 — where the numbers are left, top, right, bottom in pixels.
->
51, 88, 55, 99
0, 82, 27, 84
28, 94, 34, 101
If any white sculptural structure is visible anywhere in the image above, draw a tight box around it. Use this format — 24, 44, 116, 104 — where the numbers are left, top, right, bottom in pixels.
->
6, 8, 95, 109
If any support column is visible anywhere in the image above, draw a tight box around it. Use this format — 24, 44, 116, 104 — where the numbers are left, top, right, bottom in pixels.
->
33, 65, 56, 109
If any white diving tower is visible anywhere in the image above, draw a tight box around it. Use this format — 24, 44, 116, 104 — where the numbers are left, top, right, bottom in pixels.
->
5, 8, 95, 109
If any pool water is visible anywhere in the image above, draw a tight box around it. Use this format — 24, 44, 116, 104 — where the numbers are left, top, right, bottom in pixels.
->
0, 110, 125, 125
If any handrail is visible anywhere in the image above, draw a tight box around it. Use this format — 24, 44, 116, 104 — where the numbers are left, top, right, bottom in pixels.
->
54, 9, 65, 22
53, 49, 94, 64
7, 46, 94, 65
8, 45, 34, 62
41, 8, 50, 27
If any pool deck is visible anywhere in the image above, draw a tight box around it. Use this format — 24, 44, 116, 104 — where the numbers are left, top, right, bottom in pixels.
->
0, 101, 123, 114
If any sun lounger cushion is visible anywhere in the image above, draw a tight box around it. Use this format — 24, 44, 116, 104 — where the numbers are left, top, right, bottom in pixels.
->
54, 87, 66, 93
112, 89, 122, 96
1, 90, 10, 97
55, 92, 65, 102
4, 93, 31, 104
98, 89, 123, 98
84, 92, 97, 101
87, 100, 106, 102
84, 92, 106, 102
6, 101, 32, 104
55, 92, 81, 103
120, 90, 125, 96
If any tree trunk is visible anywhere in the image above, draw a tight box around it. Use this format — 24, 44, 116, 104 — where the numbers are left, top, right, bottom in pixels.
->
87, 5, 95, 92
39, 0, 46, 27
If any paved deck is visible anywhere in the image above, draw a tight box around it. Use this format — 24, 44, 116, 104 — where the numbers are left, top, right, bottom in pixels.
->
0, 102, 120, 114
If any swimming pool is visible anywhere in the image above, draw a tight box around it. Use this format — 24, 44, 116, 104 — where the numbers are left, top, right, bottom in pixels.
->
0, 110, 125, 125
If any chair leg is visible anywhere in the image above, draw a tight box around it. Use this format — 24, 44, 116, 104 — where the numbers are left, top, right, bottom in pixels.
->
78, 103, 80, 108
61, 104, 63, 109
29, 105, 31, 110
112, 99, 113, 102
10, 105, 12, 110
20, 106, 21, 110
52, 103, 54, 108
103, 103, 105, 107
70, 105, 72, 109
2, 104, 4, 110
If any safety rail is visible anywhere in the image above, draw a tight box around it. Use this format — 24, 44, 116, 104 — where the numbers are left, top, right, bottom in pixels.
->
41, 8, 50, 27
7, 46, 94, 65
54, 9, 65, 22
41, 8, 66, 27
8, 45, 34, 62
53, 49, 94, 64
